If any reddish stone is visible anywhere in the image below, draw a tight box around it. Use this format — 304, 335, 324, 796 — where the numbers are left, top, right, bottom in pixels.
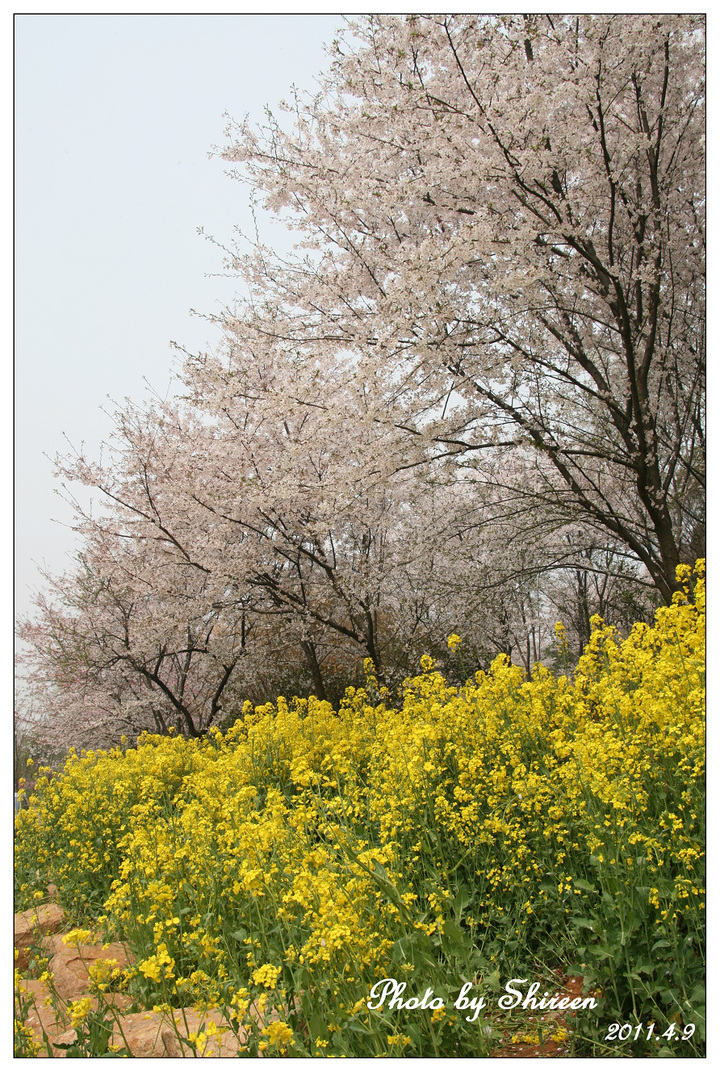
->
49, 939, 132, 1000
14, 904, 66, 971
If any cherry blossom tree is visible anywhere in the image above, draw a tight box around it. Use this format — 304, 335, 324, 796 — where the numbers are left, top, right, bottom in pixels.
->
19, 14, 703, 749
17, 524, 249, 749
220, 13, 705, 603
21, 331, 557, 747
47, 347, 487, 692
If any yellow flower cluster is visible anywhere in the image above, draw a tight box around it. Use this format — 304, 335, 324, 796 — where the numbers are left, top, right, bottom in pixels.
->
14, 562, 704, 1056
68, 996, 92, 1028
252, 963, 281, 989
261, 1020, 294, 1051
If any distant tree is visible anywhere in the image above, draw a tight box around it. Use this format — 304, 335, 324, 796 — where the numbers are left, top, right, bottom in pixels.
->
17, 539, 247, 749
43, 351, 497, 700
23, 336, 570, 748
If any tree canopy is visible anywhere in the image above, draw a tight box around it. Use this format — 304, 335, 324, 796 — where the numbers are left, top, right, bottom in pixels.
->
18, 14, 704, 749
223, 13, 705, 601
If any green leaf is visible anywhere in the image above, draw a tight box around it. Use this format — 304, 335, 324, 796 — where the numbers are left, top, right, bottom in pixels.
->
569, 916, 595, 931
441, 918, 467, 948
308, 1012, 328, 1041
452, 886, 471, 914
689, 985, 706, 1006
346, 1019, 372, 1035
594, 944, 617, 961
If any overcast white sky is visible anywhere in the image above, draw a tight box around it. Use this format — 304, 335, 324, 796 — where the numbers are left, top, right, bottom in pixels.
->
13, 6, 716, 631
15, 12, 345, 623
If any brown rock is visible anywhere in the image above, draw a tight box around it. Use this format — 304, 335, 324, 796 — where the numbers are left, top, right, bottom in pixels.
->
113, 1011, 179, 1057
49, 940, 132, 1000
15, 904, 66, 971
14, 978, 67, 1055
159, 1008, 244, 1057
52, 1010, 168, 1058
40, 932, 69, 958
52, 1007, 242, 1058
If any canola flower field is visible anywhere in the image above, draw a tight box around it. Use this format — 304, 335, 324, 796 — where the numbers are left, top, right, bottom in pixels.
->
15, 563, 705, 1057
